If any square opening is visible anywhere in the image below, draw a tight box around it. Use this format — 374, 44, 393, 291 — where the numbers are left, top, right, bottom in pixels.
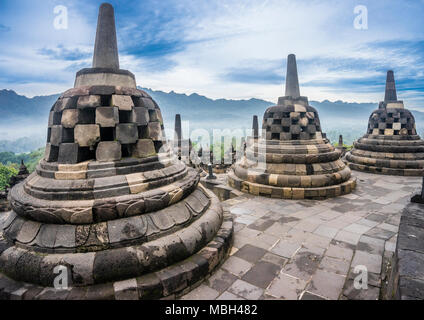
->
271, 133, 280, 140
100, 127, 115, 141
78, 147, 95, 162
291, 134, 299, 140
154, 141, 164, 153
386, 123, 393, 129
47, 128, 52, 143
62, 128, 74, 143
101, 95, 112, 107
121, 144, 133, 157
79, 109, 96, 124
53, 112, 62, 125
273, 119, 281, 125
119, 110, 133, 123
282, 126, 290, 133
138, 125, 149, 139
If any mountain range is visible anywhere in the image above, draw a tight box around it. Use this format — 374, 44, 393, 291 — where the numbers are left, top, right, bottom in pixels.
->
1, 88, 423, 153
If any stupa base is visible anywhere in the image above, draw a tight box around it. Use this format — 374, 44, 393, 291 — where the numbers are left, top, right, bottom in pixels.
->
0, 209, 233, 300
347, 161, 424, 176
227, 170, 356, 200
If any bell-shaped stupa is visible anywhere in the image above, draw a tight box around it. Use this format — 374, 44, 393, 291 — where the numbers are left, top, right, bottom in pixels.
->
228, 54, 356, 199
346, 71, 424, 176
0, 3, 232, 300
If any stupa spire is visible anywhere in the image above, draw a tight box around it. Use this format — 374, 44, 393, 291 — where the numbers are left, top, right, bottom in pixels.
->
384, 70, 397, 102
285, 54, 300, 98
92, 3, 120, 69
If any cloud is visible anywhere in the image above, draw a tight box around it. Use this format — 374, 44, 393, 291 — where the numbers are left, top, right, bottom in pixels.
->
0, 0, 423, 109
38, 44, 91, 61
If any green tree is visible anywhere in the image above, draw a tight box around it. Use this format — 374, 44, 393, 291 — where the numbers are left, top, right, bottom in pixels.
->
0, 164, 18, 191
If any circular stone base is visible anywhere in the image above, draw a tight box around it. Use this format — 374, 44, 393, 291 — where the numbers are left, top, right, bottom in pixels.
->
346, 161, 423, 176
227, 170, 356, 200
0, 210, 233, 300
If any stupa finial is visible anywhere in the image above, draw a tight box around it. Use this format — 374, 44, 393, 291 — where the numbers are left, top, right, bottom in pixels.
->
92, 3, 120, 69
285, 54, 300, 98
384, 70, 397, 102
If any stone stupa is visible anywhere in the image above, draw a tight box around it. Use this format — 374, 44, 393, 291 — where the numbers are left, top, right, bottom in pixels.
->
228, 54, 356, 199
346, 71, 424, 176
0, 3, 232, 300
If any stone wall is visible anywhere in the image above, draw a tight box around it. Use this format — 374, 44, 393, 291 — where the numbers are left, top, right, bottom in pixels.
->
387, 201, 424, 299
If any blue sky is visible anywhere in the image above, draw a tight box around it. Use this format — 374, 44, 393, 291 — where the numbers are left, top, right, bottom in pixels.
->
0, 0, 423, 109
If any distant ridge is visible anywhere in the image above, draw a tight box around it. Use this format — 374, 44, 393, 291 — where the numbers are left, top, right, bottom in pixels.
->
1, 88, 424, 152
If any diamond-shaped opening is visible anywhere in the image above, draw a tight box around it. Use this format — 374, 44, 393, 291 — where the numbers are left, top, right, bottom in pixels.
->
154, 141, 163, 153
100, 127, 115, 141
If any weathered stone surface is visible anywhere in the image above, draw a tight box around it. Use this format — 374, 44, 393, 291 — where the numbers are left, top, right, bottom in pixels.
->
133, 107, 149, 126
116, 123, 138, 144
112, 95, 134, 111
74, 124, 101, 147
96, 107, 119, 127
77, 95, 101, 109
133, 139, 156, 158
148, 122, 162, 141
96, 141, 121, 162
61, 109, 79, 128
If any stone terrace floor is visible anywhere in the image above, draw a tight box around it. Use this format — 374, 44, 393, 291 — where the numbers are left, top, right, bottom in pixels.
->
181, 171, 421, 300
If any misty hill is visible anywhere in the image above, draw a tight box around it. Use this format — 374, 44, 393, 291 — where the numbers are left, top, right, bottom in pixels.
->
1, 88, 424, 152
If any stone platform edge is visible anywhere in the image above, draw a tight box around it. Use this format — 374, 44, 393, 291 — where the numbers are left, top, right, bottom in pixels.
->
387, 201, 424, 299
0, 210, 234, 300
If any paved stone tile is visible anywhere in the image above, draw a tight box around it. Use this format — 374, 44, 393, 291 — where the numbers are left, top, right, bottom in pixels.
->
181, 284, 220, 300
267, 273, 307, 300
319, 256, 350, 276
282, 249, 321, 281
366, 213, 387, 223
283, 229, 311, 243
304, 233, 332, 249
221, 256, 253, 277
299, 291, 326, 300
270, 240, 302, 258
343, 223, 373, 235
264, 222, 291, 237
357, 235, 385, 255
231, 207, 253, 215
234, 244, 267, 263
357, 218, 380, 228
317, 210, 342, 221
351, 250, 383, 274
364, 227, 396, 241
248, 219, 275, 232
237, 227, 262, 239
313, 225, 339, 238
207, 269, 238, 293
343, 279, 380, 300
228, 280, 264, 300
217, 291, 245, 300
307, 269, 346, 300
242, 261, 281, 289
325, 244, 354, 261
261, 252, 287, 267
334, 230, 361, 245
292, 220, 320, 232
378, 222, 398, 233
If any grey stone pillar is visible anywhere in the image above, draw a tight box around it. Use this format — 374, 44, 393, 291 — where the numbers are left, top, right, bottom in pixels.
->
339, 135, 343, 147
174, 114, 182, 144
384, 70, 397, 102
92, 3, 120, 69
285, 54, 300, 98
252, 115, 259, 139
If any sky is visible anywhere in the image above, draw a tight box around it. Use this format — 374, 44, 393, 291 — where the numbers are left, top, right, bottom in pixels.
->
0, 0, 423, 109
